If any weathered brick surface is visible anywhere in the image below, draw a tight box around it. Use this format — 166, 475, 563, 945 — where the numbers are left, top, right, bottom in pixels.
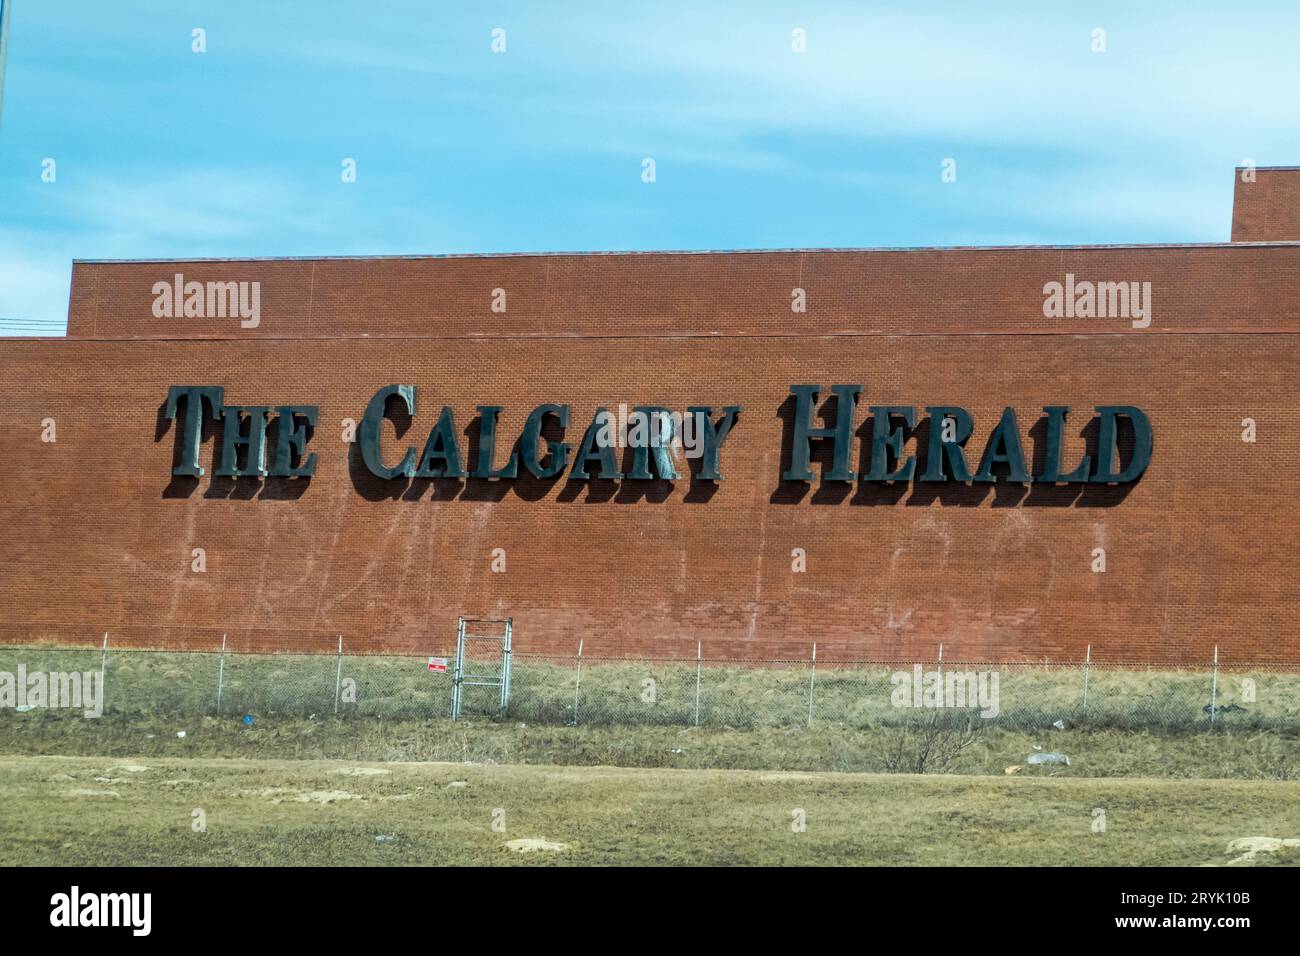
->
65, 243, 1300, 341
1232, 167, 1300, 242
14, 169, 1300, 662
1, 327, 1297, 665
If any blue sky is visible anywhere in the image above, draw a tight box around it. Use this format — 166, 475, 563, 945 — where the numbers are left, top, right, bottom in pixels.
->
1, 1, 1298, 331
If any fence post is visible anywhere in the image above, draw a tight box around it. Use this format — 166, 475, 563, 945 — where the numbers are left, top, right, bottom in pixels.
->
334, 635, 343, 715
806, 643, 817, 727
216, 633, 227, 714
99, 632, 108, 702
571, 640, 583, 726
1082, 644, 1091, 716
1209, 644, 1219, 726
693, 642, 702, 727
937, 643, 944, 686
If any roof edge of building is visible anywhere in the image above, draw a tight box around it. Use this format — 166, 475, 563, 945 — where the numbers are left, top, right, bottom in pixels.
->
67, 240, 1300, 265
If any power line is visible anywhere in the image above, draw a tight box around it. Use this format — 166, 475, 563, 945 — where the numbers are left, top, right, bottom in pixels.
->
0, 316, 68, 336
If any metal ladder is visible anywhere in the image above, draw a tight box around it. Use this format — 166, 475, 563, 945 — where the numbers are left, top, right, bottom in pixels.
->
451, 617, 512, 719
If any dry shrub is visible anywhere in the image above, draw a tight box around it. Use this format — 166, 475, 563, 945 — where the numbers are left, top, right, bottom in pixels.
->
878, 710, 984, 774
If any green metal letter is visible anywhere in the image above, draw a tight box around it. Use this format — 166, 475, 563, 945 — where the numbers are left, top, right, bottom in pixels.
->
1035, 406, 1091, 483
686, 406, 742, 481
164, 386, 225, 477
520, 404, 570, 478
1091, 406, 1153, 484
216, 406, 271, 478
974, 407, 1029, 483
864, 406, 916, 482
782, 385, 860, 482
270, 405, 318, 477
360, 384, 417, 480
414, 406, 466, 478
626, 407, 679, 480
473, 406, 520, 479
921, 406, 974, 482
570, 408, 623, 480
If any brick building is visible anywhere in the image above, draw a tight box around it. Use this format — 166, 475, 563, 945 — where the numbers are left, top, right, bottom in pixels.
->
2, 167, 1298, 664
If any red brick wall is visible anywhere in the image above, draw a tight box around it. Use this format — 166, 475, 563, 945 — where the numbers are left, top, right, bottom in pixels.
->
66, 243, 1300, 341
1, 325, 1296, 665
1232, 167, 1300, 242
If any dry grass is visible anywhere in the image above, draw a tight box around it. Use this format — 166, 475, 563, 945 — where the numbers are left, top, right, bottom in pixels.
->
3, 644, 1296, 732
2, 754, 1298, 866
4, 711, 1298, 780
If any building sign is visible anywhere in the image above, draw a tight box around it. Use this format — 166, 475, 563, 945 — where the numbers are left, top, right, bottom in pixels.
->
163, 384, 1152, 486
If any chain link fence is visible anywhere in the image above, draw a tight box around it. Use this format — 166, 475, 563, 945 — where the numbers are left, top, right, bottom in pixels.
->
0, 640, 1297, 731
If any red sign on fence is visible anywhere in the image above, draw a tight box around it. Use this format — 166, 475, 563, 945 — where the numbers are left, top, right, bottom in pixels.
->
427, 657, 448, 673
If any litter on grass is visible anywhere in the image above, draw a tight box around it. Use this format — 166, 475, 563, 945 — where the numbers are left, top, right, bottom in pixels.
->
1027, 752, 1070, 766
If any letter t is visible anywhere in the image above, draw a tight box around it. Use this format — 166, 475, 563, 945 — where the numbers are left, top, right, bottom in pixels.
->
164, 386, 225, 476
